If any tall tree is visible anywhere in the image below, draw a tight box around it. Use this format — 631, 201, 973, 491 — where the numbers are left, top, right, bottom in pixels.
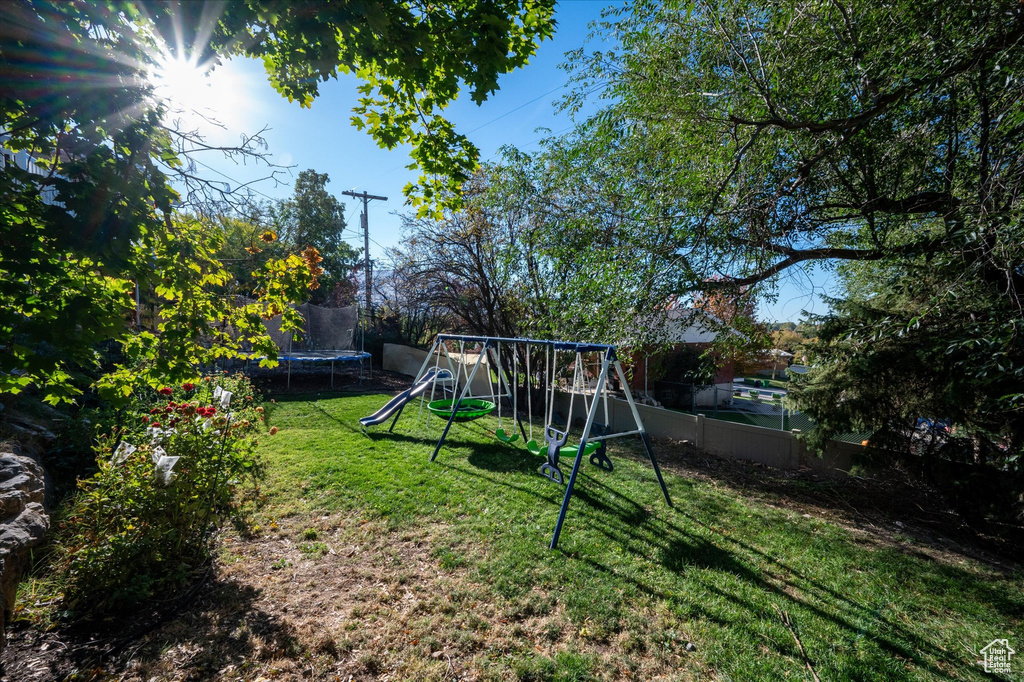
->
568, 0, 1022, 293
794, 245, 1023, 469
274, 170, 361, 306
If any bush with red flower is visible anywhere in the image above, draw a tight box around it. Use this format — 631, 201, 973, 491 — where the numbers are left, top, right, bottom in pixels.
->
51, 372, 272, 614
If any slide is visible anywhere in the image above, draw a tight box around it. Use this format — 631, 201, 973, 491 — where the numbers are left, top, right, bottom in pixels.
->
359, 368, 453, 427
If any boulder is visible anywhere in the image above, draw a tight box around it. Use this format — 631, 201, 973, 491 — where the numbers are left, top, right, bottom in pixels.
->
0, 442, 52, 649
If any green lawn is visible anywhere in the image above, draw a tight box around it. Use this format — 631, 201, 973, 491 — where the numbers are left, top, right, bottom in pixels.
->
256, 393, 1021, 681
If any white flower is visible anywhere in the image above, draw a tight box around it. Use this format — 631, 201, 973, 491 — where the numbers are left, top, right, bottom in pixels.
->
154, 455, 180, 486
111, 441, 136, 465
219, 390, 233, 409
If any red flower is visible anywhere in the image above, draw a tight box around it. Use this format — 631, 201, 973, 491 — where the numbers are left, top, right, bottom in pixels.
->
142, 415, 150, 423
152, 422, 162, 428
158, 387, 173, 396
165, 406, 173, 413
149, 408, 161, 415
181, 382, 195, 392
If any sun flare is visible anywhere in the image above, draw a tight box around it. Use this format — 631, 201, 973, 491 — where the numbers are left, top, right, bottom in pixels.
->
151, 52, 241, 127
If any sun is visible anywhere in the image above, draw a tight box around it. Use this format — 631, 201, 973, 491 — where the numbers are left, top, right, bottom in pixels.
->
151, 52, 239, 127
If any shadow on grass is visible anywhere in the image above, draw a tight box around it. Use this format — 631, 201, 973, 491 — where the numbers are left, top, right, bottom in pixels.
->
4, 577, 299, 682
566, 483, 1020, 681
404, 431, 1016, 679
284, 401, 1019, 680
653, 439, 1024, 569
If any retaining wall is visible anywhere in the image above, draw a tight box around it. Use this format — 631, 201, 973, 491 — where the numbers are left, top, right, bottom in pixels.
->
382, 343, 492, 395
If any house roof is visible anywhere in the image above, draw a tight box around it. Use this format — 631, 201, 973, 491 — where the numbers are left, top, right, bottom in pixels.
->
661, 307, 739, 344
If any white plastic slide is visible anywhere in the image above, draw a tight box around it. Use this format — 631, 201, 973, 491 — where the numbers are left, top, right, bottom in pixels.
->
359, 368, 453, 427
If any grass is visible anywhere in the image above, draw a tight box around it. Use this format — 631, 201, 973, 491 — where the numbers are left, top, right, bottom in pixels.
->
249, 392, 1022, 680
698, 409, 791, 430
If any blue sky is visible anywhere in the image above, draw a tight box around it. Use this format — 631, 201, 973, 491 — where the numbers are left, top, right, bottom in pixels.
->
179, 1, 834, 323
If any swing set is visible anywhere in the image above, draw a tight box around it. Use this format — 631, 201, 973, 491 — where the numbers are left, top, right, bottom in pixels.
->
364, 333, 672, 549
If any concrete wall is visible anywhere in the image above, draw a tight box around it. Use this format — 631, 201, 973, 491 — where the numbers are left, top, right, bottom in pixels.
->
385, 343, 859, 477
382, 343, 493, 395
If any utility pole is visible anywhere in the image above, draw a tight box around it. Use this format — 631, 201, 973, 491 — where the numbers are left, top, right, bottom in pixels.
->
341, 190, 387, 319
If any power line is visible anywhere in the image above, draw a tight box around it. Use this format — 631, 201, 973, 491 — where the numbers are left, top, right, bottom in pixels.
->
349, 84, 568, 191
465, 84, 566, 135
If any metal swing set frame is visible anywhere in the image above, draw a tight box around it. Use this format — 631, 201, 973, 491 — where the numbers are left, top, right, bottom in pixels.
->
381, 333, 673, 549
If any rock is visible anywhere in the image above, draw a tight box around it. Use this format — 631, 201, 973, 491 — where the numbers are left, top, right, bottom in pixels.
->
3, 415, 57, 443
0, 444, 52, 650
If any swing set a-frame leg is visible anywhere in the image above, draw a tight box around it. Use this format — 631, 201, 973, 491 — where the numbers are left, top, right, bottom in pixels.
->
549, 349, 613, 550
549, 441, 588, 549
641, 431, 672, 506
613, 359, 673, 507
431, 340, 490, 462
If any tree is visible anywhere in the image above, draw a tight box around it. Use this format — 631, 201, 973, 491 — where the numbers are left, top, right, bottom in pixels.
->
1, 0, 555, 402
793, 245, 1023, 470
547, 0, 1022, 468
391, 168, 538, 339
770, 328, 804, 355
693, 287, 770, 377
391, 149, 679, 347
568, 0, 1022, 293
216, 212, 289, 297
372, 247, 452, 349
273, 169, 361, 306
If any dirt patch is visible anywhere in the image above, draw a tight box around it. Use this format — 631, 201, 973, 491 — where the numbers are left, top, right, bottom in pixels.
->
3, 514, 688, 681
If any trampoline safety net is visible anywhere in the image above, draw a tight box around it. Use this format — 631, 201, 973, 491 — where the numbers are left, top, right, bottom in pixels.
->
264, 304, 358, 356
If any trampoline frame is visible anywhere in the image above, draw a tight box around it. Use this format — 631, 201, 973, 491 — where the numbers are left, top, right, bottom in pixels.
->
276, 350, 371, 389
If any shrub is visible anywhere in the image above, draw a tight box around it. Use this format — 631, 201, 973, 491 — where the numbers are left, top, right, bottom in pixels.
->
52, 373, 268, 615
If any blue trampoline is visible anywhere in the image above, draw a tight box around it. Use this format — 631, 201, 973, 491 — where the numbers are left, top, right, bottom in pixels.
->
276, 350, 371, 389
261, 304, 370, 388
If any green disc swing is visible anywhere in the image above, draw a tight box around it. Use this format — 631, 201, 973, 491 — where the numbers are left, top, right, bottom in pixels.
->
426, 339, 495, 421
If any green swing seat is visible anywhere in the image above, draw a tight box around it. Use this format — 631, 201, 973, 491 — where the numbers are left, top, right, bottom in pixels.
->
525, 439, 601, 458
427, 398, 496, 421
495, 428, 519, 443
